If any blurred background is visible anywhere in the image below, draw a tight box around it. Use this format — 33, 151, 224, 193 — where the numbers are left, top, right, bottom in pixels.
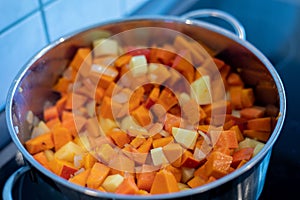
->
1, 0, 299, 199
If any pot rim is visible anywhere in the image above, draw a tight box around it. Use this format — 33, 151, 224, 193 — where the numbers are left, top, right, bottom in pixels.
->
6, 15, 286, 199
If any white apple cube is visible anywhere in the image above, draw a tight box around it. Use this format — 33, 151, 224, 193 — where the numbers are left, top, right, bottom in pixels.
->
150, 147, 169, 166
54, 141, 84, 162
253, 143, 264, 156
191, 75, 212, 105
102, 174, 124, 192
181, 167, 195, 183
172, 127, 198, 150
129, 55, 148, 77
93, 38, 119, 57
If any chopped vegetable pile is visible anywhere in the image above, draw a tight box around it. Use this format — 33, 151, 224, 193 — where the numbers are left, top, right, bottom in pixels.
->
24, 34, 279, 195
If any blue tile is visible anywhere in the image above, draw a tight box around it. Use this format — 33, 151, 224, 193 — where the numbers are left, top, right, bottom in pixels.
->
0, 12, 48, 107
124, 0, 149, 15
41, 0, 56, 5
44, 0, 123, 41
0, 0, 39, 32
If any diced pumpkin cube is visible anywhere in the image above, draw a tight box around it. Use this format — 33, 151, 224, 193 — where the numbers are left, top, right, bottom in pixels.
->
187, 176, 206, 188
131, 105, 152, 127
231, 147, 254, 168
52, 125, 73, 151
181, 150, 200, 168
25, 132, 54, 155
243, 130, 271, 142
205, 151, 232, 178
160, 143, 182, 168
86, 162, 110, 189
69, 169, 91, 187
115, 176, 139, 195
150, 169, 179, 194
247, 117, 271, 132
152, 136, 174, 148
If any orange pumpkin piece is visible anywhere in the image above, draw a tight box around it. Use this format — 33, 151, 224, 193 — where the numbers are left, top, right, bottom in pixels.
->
114, 54, 132, 68
53, 77, 70, 94
187, 176, 206, 188
162, 143, 183, 167
129, 86, 145, 111
131, 105, 152, 127
137, 171, 156, 192
227, 72, 244, 86
86, 162, 110, 189
214, 130, 239, 149
240, 106, 266, 119
25, 132, 54, 154
46, 117, 61, 130
152, 136, 174, 148
231, 147, 254, 168
205, 151, 232, 178
243, 130, 271, 142
181, 150, 201, 168
33, 151, 51, 170
163, 113, 181, 134
115, 176, 139, 195
130, 136, 146, 149
137, 137, 153, 153
69, 169, 91, 187
69, 48, 92, 72
83, 153, 97, 169
229, 125, 244, 142
150, 169, 179, 194
52, 125, 73, 151
247, 117, 271, 132
44, 105, 59, 122
108, 129, 130, 148
165, 165, 182, 182
156, 88, 178, 112
144, 87, 160, 109
229, 86, 243, 109
241, 88, 255, 108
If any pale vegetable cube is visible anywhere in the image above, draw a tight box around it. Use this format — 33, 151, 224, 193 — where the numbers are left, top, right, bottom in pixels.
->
191, 75, 211, 105
129, 55, 148, 77
93, 38, 119, 57
31, 121, 50, 139
181, 167, 195, 183
172, 127, 198, 149
253, 143, 264, 156
54, 141, 84, 162
102, 174, 124, 192
96, 143, 116, 164
150, 147, 168, 166
178, 183, 191, 191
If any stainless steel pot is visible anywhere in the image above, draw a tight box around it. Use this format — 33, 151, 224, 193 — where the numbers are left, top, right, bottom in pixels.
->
4, 9, 286, 200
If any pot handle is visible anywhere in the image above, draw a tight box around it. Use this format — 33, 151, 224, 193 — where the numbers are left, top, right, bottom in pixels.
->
2, 166, 31, 200
181, 9, 246, 40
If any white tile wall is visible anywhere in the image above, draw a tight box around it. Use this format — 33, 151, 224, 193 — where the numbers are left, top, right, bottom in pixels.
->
0, 0, 39, 31
0, 0, 149, 108
0, 12, 48, 106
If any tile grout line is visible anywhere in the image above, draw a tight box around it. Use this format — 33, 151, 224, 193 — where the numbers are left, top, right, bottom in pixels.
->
0, 9, 39, 35
38, 0, 51, 44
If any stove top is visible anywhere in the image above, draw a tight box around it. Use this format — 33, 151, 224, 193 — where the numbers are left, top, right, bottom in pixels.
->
1, 0, 300, 199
